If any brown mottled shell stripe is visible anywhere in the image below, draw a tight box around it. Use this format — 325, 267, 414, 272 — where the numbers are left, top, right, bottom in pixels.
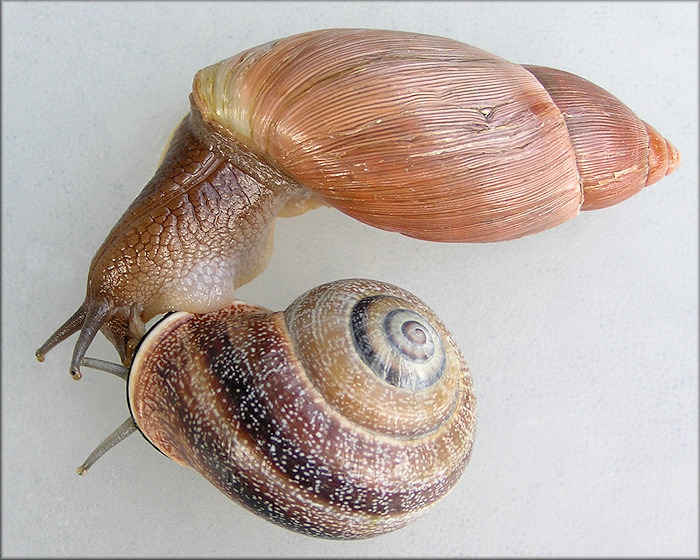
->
128, 281, 476, 539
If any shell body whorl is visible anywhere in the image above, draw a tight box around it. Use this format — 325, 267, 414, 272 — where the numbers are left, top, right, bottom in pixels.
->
127, 279, 476, 539
193, 28, 584, 243
192, 28, 679, 243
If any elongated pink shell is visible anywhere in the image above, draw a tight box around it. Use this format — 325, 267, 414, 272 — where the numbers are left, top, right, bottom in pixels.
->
193, 29, 678, 242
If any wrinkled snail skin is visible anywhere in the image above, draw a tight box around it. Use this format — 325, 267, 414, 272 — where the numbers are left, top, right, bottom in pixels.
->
35, 28, 679, 377
127, 279, 477, 539
81, 116, 309, 363
36, 114, 316, 371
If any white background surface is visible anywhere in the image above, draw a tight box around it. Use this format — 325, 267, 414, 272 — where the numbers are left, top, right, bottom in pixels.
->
2, 1, 697, 557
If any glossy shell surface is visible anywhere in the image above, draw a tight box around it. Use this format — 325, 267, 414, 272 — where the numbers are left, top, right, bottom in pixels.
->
127, 279, 476, 539
193, 28, 678, 242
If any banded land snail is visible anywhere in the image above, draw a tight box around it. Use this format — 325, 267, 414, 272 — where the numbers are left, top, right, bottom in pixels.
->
35, 28, 678, 538
74, 279, 477, 539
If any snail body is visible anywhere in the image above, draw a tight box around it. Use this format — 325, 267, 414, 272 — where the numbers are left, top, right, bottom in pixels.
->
84, 279, 476, 539
36, 28, 679, 378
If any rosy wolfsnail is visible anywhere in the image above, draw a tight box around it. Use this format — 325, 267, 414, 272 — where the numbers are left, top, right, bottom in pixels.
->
75, 279, 477, 539
35, 28, 679, 380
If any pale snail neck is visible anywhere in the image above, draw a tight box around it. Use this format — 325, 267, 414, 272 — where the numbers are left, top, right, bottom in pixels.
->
81, 107, 319, 369
188, 98, 309, 202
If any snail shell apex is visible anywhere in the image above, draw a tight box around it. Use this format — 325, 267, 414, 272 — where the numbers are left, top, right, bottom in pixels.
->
284, 280, 463, 438
128, 279, 476, 539
523, 65, 680, 210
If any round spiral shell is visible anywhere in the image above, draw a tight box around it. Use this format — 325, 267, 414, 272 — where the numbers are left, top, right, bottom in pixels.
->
127, 279, 476, 539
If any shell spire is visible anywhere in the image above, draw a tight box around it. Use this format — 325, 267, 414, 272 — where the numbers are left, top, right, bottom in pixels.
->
524, 65, 680, 210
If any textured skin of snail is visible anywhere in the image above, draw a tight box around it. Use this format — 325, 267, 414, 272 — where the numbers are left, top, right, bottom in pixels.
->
35, 28, 679, 381
127, 279, 477, 539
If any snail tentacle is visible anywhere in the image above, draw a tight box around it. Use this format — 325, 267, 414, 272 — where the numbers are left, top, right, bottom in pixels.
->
68, 302, 115, 380
35, 304, 86, 362
76, 417, 138, 476
80, 357, 129, 381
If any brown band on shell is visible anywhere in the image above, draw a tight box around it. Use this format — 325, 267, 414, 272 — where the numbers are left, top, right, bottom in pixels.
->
128, 292, 476, 539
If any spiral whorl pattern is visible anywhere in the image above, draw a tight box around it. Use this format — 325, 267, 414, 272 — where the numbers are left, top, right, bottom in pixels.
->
284, 279, 468, 438
350, 295, 446, 390
128, 279, 476, 539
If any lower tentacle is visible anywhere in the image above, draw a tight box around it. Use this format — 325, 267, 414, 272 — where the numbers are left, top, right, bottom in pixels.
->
69, 303, 114, 380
